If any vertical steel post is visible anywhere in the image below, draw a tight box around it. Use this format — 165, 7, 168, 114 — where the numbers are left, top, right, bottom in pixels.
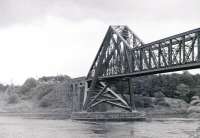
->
169, 39, 172, 65
182, 36, 186, 63
179, 41, 182, 64
148, 48, 152, 69
192, 37, 195, 62
128, 78, 136, 111
158, 44, 161, 67
140, 49, 143, 70
198, 32, 200, 61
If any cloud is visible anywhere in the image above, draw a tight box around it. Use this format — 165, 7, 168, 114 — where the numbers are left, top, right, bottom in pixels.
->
0, 16, 108, 84
0, 0, 200, 27
0, 0, 199, 84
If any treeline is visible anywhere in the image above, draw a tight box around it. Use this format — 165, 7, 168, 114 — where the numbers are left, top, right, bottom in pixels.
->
131, 71, 200, 102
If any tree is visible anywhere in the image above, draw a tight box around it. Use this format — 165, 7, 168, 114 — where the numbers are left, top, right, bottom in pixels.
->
191, 85, 200, 97
175, 83, 191, 102
19, 78, 37, 95
180, 71, 194, 87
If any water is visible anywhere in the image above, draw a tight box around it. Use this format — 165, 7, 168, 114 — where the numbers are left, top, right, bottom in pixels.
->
0, 116, 199, 138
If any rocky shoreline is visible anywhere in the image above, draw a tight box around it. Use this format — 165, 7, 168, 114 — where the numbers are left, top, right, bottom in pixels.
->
135, 95, 200, 119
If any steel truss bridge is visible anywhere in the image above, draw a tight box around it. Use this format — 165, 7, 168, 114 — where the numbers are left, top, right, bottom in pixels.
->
83, 25, 200, 112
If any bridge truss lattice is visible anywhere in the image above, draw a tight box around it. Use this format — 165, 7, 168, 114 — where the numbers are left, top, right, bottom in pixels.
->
83, 25, 200, 112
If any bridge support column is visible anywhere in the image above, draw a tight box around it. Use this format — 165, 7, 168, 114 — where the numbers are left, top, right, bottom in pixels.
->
128, 78, 136, 111
198, 32, 200, 60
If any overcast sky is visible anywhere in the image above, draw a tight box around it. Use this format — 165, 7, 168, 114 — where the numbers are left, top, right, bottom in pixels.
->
0, 0, 200, 85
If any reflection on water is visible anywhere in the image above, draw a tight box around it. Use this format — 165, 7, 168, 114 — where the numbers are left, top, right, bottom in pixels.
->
82, 119, 200, 138
0, 116, 199, 138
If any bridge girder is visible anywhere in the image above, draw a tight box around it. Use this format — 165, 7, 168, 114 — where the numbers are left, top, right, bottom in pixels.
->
83, 25, 200, 112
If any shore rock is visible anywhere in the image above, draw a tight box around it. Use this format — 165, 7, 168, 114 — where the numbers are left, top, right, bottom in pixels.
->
153, 98, 188, 114
154, 92, 165, 99
154, 92, 169, 106
164, 98, 189, 109
188, 112, 200, 118
190, 100, 200, 106
137, 97, 189, 116
187, 106, 200, 113
187, 96, 200, 118
191, 96, 200, 101
190, 96, 200, 106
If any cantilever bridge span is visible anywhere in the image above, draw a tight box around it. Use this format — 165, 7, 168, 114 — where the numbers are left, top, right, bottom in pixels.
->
83, 25, 200, 112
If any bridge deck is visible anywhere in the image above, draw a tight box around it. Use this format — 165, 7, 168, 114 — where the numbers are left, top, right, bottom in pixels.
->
97, 62, 200, 80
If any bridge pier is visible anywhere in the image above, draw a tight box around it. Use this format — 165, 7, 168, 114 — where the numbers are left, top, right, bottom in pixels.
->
128, 78, 136, 112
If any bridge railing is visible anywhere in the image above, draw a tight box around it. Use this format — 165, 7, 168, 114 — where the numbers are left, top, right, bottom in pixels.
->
131, 28, 200, 71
